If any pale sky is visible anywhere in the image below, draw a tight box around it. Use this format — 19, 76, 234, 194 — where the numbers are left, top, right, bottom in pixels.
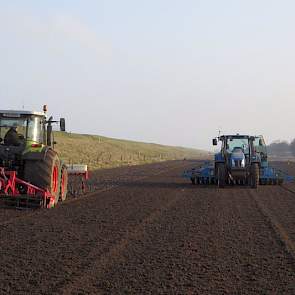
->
0, 1, 294, 150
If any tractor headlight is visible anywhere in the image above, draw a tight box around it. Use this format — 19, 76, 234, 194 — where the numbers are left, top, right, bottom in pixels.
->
241, 158, 245, 167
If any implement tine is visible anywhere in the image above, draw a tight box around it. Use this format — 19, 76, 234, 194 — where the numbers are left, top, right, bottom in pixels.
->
0, 195, 43, 210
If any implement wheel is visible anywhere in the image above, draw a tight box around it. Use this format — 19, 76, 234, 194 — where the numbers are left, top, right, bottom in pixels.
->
217, 163, 226, 188
250, 163, 259, 189
24, 149, 61, 206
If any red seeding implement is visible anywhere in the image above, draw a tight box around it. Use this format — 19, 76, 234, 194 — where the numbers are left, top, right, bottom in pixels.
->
0, 106, 88, 209
67, 164, 89, 196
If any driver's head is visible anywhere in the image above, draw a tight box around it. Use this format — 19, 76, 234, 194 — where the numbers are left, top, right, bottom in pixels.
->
11, 125, 18, 132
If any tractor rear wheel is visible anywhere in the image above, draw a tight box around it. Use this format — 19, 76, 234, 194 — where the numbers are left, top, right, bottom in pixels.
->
217, 163, 226, 188
24, 150, 61, 206
250, 163, 259, 189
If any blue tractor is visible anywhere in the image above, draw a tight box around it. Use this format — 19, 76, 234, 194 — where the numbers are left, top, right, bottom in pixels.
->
183, 134, 293, 188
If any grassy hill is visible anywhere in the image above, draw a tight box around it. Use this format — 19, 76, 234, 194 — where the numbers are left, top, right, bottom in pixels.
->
53, 132, 209, 169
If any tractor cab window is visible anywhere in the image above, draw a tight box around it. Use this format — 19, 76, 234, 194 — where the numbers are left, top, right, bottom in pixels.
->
0, 116, 43, 144
226, 138, 249, 154
0, 118, 27, 144
254, 137, 265, 148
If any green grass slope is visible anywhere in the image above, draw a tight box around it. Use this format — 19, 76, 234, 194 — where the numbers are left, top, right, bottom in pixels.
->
54, 132, 209, 169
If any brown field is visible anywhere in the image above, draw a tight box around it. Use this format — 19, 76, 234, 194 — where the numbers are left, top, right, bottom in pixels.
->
1, 160, 295, 294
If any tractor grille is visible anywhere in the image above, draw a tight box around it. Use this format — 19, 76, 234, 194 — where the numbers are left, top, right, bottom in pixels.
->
235, 160, 242, 167
232, 159, 245, 168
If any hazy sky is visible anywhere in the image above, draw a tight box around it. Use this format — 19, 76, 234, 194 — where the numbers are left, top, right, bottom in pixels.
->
0, 1, 294, 150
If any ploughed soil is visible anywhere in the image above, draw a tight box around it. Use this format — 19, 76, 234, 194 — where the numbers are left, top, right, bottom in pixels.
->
1, 160, 295, 294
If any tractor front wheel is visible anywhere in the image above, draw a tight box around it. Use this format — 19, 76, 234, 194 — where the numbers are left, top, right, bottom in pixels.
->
250, 163, 259, 189
217, 163, 226, 188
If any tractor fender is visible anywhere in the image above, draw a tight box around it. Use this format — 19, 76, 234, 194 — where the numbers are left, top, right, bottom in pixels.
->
23, 147, 57, 161
214, 152, 225, 163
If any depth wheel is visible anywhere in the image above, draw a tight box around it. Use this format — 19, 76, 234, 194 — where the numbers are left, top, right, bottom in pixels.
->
59, 165, 68, 201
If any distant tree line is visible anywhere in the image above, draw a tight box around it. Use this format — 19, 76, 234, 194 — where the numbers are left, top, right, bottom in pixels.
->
267, 139, 295, 156
291, 140, 295, 156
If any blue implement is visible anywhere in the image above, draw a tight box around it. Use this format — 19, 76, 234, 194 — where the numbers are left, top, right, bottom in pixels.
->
184, 134, 294, 187
183, 161, 294, 185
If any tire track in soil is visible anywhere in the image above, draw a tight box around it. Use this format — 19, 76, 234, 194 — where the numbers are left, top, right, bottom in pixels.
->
279, 184, 295, 195
58, 187, 184, 295
250, 186, 295, 261
250, 189, 295, 260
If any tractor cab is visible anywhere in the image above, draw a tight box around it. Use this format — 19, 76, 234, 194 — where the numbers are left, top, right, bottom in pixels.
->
0, 108, 65, 149
0, 111, 46, 148
214, 135, 257, 169
0, 107, 65, 171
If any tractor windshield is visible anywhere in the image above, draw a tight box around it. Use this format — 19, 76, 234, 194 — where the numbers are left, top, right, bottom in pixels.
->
0, 116, 43, 144
226, 137, 249, 154
27, 117, 43, 142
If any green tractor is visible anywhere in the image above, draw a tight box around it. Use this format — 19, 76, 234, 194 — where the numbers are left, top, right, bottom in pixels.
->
0, 106, 68, 208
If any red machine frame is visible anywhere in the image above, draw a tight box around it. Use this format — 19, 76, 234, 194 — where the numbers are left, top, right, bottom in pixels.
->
0, 167, 55, 208
0, 166, 90, 208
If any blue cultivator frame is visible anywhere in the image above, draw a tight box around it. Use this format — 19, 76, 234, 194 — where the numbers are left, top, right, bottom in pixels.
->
259, 166, 294, 185
183, 162, 294, 186
183, 162, 216, 185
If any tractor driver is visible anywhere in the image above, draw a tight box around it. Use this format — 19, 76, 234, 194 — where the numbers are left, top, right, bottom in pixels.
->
4, 126, 24, 146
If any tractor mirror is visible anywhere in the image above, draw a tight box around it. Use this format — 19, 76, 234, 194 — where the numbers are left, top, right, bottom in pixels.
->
60, 118, 66, 132
259, 139, 263, 146
212, 138, 218, 146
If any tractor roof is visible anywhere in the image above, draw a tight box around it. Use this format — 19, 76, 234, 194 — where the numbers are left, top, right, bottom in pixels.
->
220, 134, 251, 139
0, 110, 45, 117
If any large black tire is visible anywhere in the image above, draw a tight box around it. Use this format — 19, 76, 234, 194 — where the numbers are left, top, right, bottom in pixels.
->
217, 163, 226, 188
24, 150, 61, 206
59, 165, 68, 202
250, 163, 259, 189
